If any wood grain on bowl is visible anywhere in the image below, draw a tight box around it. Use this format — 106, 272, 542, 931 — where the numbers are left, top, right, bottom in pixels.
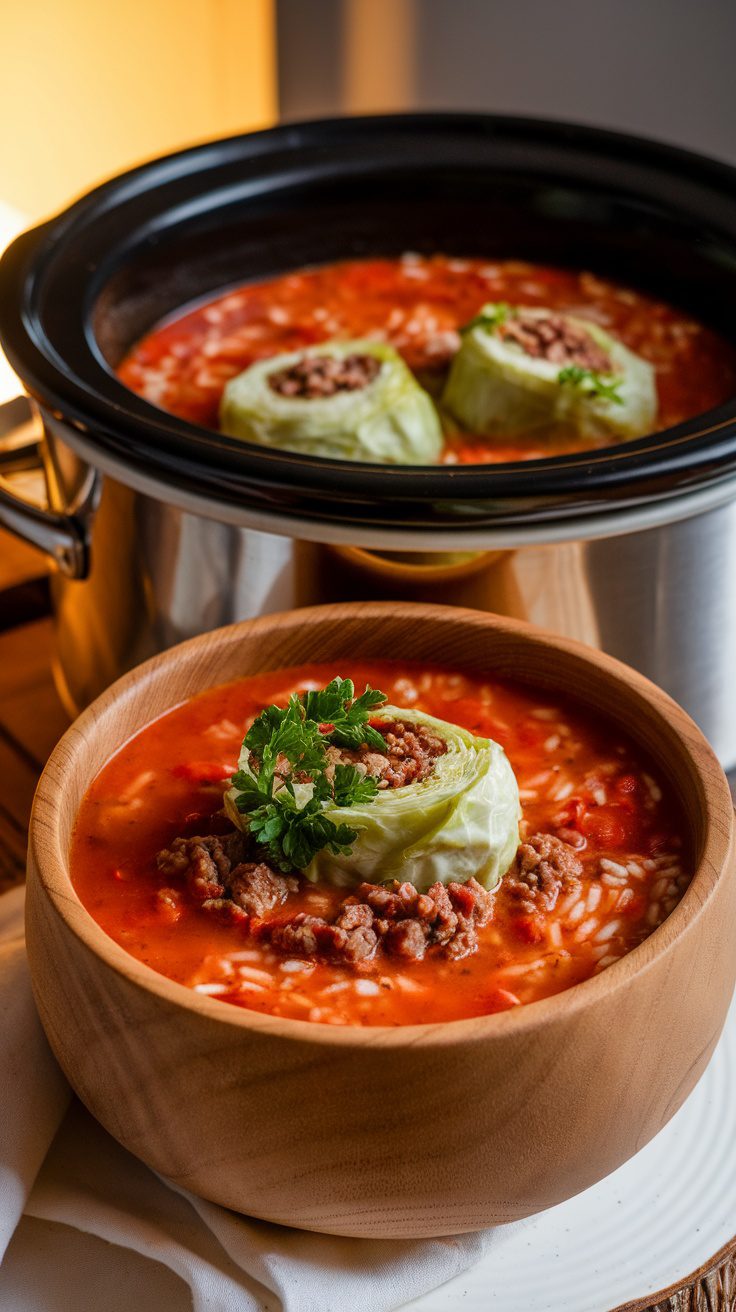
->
25, 604, 736, 1238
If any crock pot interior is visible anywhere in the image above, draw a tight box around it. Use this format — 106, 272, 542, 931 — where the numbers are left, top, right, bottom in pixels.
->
92, 157, 736, 370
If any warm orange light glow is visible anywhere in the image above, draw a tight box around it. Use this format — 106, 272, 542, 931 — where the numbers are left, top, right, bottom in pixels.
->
1, 0, 276, 224
344, 0, 415, 112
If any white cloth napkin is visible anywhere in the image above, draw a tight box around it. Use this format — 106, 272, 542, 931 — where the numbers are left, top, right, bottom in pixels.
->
0, 887, 522, 1311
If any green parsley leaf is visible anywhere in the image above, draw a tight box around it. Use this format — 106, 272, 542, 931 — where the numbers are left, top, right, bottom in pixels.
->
320, 683, 388, 751
229, 677, 389, 871
460, 303, 511, 336
229, 771, 264, 812
332, 763, 380, 807
243, 703, 289, 751
302, 677, 356, 724
558, 365, 625, 406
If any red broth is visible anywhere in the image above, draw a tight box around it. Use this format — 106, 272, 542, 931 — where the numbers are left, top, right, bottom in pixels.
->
117, 255, 736, 463
70, 662, 689, 1026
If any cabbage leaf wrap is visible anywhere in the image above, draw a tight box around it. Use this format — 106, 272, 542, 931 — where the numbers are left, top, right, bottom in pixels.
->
219, 340, 443, 464
442, 305, 657, 442
225, 704, 520, 892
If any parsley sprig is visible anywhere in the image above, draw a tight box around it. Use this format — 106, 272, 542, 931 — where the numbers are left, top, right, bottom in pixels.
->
460, 302, 511, 335
229, 678, 388, 872
558, 365, 624, 406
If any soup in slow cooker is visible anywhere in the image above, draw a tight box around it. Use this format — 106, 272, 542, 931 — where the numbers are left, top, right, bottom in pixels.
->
118, 255, 736, 464
71, 661, 689, 1026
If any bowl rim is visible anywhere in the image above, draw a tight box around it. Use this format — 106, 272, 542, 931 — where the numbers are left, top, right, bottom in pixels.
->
27, 601, 735, 1050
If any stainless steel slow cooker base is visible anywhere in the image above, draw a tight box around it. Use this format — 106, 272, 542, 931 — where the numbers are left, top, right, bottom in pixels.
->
36, 414, 736, 768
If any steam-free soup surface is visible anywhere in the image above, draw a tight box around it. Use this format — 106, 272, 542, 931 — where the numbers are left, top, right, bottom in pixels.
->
71, 662, 689, 1026
118, 255, 736, 462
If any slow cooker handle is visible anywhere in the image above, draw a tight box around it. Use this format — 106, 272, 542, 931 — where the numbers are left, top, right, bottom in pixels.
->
0, 397, 96, 579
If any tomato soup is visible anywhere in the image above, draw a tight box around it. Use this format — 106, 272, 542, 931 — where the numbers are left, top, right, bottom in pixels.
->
71, 662, 689, 1026
118, 255, 736, 463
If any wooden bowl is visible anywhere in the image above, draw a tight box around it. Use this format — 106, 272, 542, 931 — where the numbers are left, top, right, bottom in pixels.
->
25, 603, 736, 1238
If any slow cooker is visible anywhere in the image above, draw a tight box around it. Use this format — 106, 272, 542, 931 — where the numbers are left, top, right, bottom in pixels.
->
1, 115, 736, 760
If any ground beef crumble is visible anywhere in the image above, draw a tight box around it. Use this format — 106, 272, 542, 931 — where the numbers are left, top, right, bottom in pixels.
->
327, 718, 447, 789
157, 834, 297, 915
505, 832, 583, 913
267, 352, 381, 399
267, 876, 493, 965
155, 828, 495, 965
228, 862, 299, 916
499, 310, 612, 373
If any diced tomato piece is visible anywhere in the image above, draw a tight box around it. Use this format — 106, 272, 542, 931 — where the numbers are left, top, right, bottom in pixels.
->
450, 883, 477, 916
583, 803, 640, 848
172, 761, 235, 784
646, 830, 675, 856
554, 797, 586, 831
513, 915, 545, 945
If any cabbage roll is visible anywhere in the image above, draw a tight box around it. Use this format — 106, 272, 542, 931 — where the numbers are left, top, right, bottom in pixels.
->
220, 340, 443, 463
226, 702, 520, 893
442, 304, 657, 442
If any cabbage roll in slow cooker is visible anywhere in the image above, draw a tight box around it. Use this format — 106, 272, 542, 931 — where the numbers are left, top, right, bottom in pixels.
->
443, 303, 657, 442
220, 340, 443, 463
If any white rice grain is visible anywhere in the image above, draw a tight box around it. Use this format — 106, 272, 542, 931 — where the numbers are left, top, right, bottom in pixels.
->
117, 769, 156, 803
594, 919, 622, 943
575, 916, 601, 941
586, 885, 602, 912
600, 859, 629, 879
549, 780, 574, 802
594, 954, 621, 972
238, 966, 274, 986
643, 773, 663, 802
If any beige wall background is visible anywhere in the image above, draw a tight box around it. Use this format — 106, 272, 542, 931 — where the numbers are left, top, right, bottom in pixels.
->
1, 0, 276, 223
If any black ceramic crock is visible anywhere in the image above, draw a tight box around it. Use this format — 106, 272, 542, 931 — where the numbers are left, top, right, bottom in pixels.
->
1, 113, 736, 533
